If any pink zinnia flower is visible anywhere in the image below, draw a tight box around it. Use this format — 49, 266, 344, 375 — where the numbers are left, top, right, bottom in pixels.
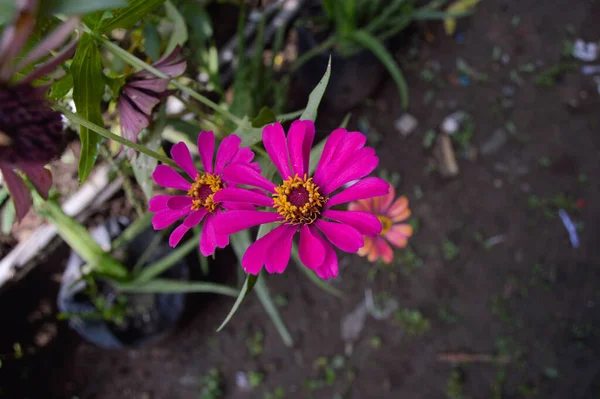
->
213, 120, 390, 279
349, 185, 413, 264
0, 0, 78, 221
118, 46, 186, 145
149, 131, 259, 256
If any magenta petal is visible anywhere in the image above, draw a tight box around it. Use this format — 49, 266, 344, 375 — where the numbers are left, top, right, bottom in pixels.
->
214, 134, 241, 175
1, 165, 31, 222
316, 132, 367, 185
197, 131, 214, 174
213, 210, 230, 249
152, 208, 190, 230
169, 223, 191, 247
184, 208, 207, 227
313, 128, 346, 183
327, 177, 390, 207
287, 120, 308, 177
149, 195, 171, 211
263, 123, 291, 179
230, 147, 254, 165
313, 232, 339, 280
153, 165, 191, 191
299, 225, 325, 269
321, 150, 379, 195
170, 142, 199, 180
123, 87, 160, 115
200, 213, 218, 256
301, 120, 315, 176
213, 210, 281, 236
128, 78, 170, 93
265, 225, 296, 274
213, 187, 273, 207
315, 219, 364, 253
167, 196, 193, 210
222, 164, 276, 192
322, 210, 382, 237
241, 225, 289, 275
21, 164, 52, 200
221, 201, 254, 211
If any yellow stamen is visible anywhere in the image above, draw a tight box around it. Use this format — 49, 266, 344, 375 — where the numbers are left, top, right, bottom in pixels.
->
272, 174, 326, 225
187, 173, 223, 212
377, 215, 392, 235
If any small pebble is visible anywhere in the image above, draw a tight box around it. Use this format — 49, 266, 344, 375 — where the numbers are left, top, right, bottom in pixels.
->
394, 113, 419, 137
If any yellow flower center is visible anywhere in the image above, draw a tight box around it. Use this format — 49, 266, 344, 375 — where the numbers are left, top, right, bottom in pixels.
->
187, 173, 223, 212
272, 174, 326, 225
377, 215, 392, 235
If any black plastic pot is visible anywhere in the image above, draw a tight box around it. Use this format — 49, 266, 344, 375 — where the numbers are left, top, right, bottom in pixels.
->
57, 217, 189, 349
296, 26, 387, 112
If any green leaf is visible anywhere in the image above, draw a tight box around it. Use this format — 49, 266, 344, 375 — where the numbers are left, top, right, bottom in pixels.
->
33, 195, 127, 279
308, 138, 326, 175
251, 107, 277, 128
49, 74, 73, 102
71, 33, 105, 183
233, 117, 263, 147
217, 273, 259, 332
98, 0, 165, 33
41, 0, 127, 15
143, 22, 161, 61
1, 201, 15, 235
349, 30, 408, 109
254, 279, 293, 346
300, 56, 331, 122
0, 0, 16, 25
116, 279, 238, 296
164, 0, 188, 56
291, 243, 343, 298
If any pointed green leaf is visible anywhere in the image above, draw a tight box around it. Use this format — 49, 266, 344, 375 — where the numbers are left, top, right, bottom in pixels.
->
217, 273, 259, 332
115, 279, 238, 296
41, 0, 127, 16
164, 0, 188, 56
349, 30, 408, 109
254, 279, 293, 346
233, 117, 263, 147
300, 56, 331, 122
98, 0, 165, 33
71, 33, 105, 183
251, 107, 277, 128
49, 74, 73, 102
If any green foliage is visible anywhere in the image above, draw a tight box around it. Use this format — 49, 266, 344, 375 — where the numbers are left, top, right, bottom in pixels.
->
393, 308, 431, 335
97, 0, 166, 33
446, 368, 467, 399
71, 33, 105, 183
199, 368, 223, 399
40, 0, 127, 16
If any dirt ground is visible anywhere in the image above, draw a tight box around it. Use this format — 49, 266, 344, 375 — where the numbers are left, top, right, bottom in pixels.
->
1, 0, 600, 398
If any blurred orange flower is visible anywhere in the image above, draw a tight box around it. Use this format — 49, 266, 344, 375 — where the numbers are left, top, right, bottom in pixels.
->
349, 184, 413, 264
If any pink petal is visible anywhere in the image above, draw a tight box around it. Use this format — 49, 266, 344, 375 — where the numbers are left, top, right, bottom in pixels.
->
197, 131, 214, 174
388, 196, 411, 222
265, 225, 296, 274
241, 225, 293, 275
123, 86, 160, 115
222, 164, 276, 192
321, 149, 379, 195
315, 219, 363, 253
367, 237, 381, 262
347, 199, 371, 213
213, 210, 281, 236
167, 196, 193, 210
327, 177, 390, 207
200, 213, 218, 256
21, 38, 77, 85
118, 96, 149, 143
0, 0, 36, 80
149, 195, 171, 211
322, 210, 382, 237
313, 128, 346, 184
153, 165, 191, 191
21, 164, 52, 200
1, 165, 31, 222
152, 208, 191, 230
214, 134, 241, 175
376, 238, 394, 264
262, 123, 291, 179
169, 223, 190, 247
184, 208, 207, 227
384, 224, 413, 248
230, 147, 255, 165
128, 78, 170, 93
299, 225, 325, 269
170, 142, 199, 180
213, 187, 273, 207
287, 120, 313, 177
379, 184, 396, 212
313, 232, 338, 280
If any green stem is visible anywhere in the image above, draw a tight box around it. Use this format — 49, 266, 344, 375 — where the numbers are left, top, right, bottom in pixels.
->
277, 109, 305, 121
56, 104, 177, 168
290, 37, 336, 73
95, 34, 244, 126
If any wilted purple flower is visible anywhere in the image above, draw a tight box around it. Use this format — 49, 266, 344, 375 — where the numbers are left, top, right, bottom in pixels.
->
0, 0, 78, 221
117, 46, 186, 145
